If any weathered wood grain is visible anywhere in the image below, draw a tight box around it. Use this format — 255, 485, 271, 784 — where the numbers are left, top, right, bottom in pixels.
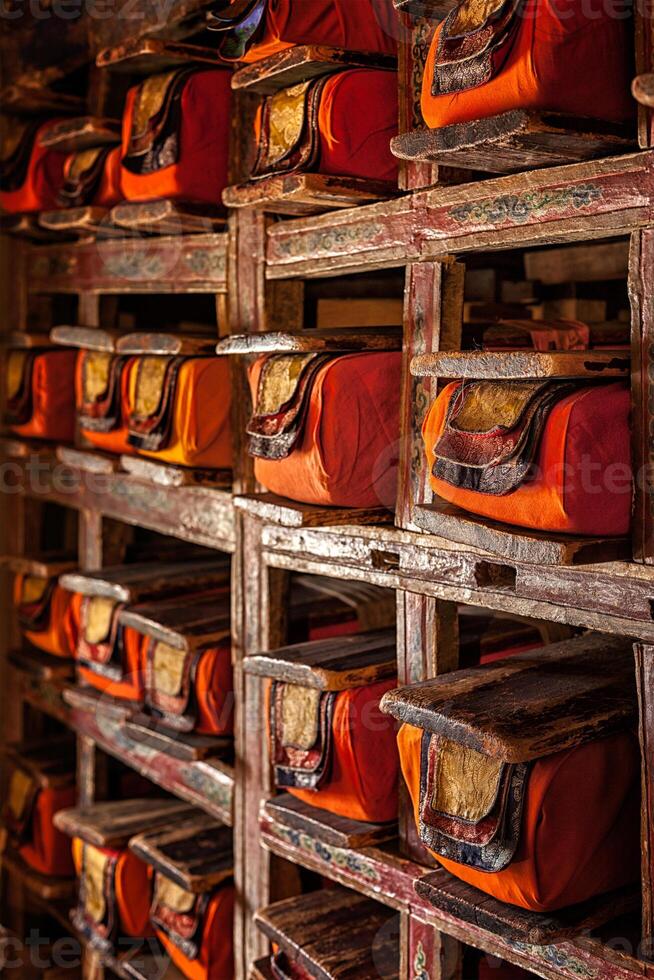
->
129, 816, 232, 891
60, 559, 230, 603
224, 174, 397, 216
54, 798, 194, 847
110, 200, 226, 237
231, 45, 397, 95
118, 591, 230, 652
263, 794, 396, 849
233, 492, 392, 528
119, 455, 232, 490
411, 349, 630, 379
629, 230, 654, 564
115, 332, 218, 356
3, 554, 76, 577
0, 85, 84, 116
635, 644, 654, 958
38, 118, 121, 153
380, 632, 636, 761
122, 714, 231, 761
49, 326, 121, 352
38, 208, 120, 240
0, 846, 75, 900
96, 38, 227, 72
216, 327, 401, 354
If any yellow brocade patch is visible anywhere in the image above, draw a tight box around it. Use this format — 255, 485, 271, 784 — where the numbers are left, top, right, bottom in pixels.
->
256, 354, 315, 416
132, 71, 178, 141
134, 357, 170, 418
6, 351, 27, 401
265, 81, 312, 167
84, 597, 116, 645
152, 641, 186, 697
21, 575, 48, 606
82, 352, 112, 404
154, 873, 195, 913
431, 739, 503, 821
83, 845, 109, 923
67, 148, 103, 180
8, 768, 33, 820
452, 380, 544, 433
449, 0, 508, 35
280, 684, 321, 751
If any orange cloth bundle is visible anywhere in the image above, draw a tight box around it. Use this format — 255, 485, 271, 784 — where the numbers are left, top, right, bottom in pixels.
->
397, 725, 640, 912
248, 352, 401, 508
422, 380, 632, 536
153, 878, 235, 980
58, 145, 123, 209
0, 120, 67, 214
252, 69, 398, 183
67, 593, 144, 703
421, 0, 634, 130
207, 0, 397, 62
269, 678, 399, 824
5, 348, 77, 441
75, 350, 137, 456
125, 355, 232, 469
13, 572, 77, 658
3, 756, 75, 878
72, 838, 153, 946
120, 69, 231, 205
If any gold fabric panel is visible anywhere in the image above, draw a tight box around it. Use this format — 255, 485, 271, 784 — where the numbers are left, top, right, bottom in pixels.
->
132, 71, 178, 141
21, 575, 48, 605
154, 873, 195, 913
82, 352, 112, 403
266, 81, 312, 167
449, 0, 508, 36
152, 642, 186, 697
8, 769, 33, 820
84, 597, 116, 645
6, 351, 27, 401
281, 684, 321, 751
452, 380, 544, 433
68, 148, 104, 180
256, 354, 316, 416
83, 845, 109, 923
134, 357, 170, 418
431, 738, 504, 821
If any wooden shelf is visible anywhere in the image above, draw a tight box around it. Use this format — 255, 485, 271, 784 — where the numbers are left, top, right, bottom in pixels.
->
49, 326, 121, 352
0, 83, 84, 115
38, 117, 120, 153
0, 846, 75, 901
263, 795, 396, 850
216, 326, 401, 354
120, 455, 232, 490
391, 112, 636, 175
109, 200, 226, 237
231, 45, 397, 95
410, 349, 631, 379
233, 492, 392, 529
115, 332, 218, 355
96, 38, 228, 72
9, 651, 72, 726
129, 813, 232, 891
38, 208, 124, 240
0, 214, 69, 243
393, 0, 457, 14
223, 174, 397, 216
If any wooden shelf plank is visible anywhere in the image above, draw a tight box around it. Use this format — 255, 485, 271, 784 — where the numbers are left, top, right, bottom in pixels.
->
56, 446, 122, 474
234, 492, 392, 528
0, 84, 84, 115
1, 846, 75, 901
38, 116, 121, 152
263, 795, 396, 849
9, 647, 74, 682
54, 798, 194, 848
380, 632, 636, 762
1, 331, 56, 350
231, 45, 397, 95
59, 557, 229, 603
118, 591, 230, 653
413, 499, 631, 567
0, 213, 72, 242
110, 200, 226, 236
129, 814, 232, 891
122, 714, 231, 762
50, 326, 121, 352
119, 455, 232, 490
244, 627, 396, 689
410, 349, 631, 379
223, 174, 396, 216
391, 112, 636, 175
2, 554, 76, 577
393, 0, 457, 14
38, 207, 124, 240
216, 327, 401, 354
96, 38, 228, 72
115, 332, 219, 356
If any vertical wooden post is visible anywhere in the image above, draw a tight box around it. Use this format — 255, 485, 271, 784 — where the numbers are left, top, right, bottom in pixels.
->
397, 14, 438, 191
635, 0, 654, 148
635, 643, 654, 960
401, 914, 462, 980
629, 230, 654, 563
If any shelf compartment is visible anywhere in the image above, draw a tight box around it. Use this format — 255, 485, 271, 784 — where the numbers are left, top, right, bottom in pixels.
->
216, 327, 401, 355
96, 38, 227, 72
110, 200, 226, 237
65, 686, 234, 825
254, 887, 400, 980
410, 349, 631, 380
391, 112, 636, 175
264, 794, 397, 850
223, 174, 397, 216
234, 491, 392, 529
413, 499, 631, 567
231, 45, 397, 95
129, 812, 232, 892
38, 117, 121, 153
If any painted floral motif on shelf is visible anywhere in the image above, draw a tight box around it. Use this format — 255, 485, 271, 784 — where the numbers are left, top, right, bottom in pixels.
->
449, 185, 602, 226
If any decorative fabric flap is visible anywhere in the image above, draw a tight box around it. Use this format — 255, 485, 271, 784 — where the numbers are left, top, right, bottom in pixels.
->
247, 353, 330, 460
0, 119, 40, 192
3, 767, 39, 843
77, 597, 126, 681
151, 871, 207, 960
419, 732, 528, 871
77, 843, 118, 947
5, 350, 35, 426
58, 146, 112, 208
17, 575, 55, 632
122, 68, 197, 176
127, 356, 183, 452
271, 681, 336, 790
432, 0, 523, 95
252, 77, 328, 180
79, 352, 126, 433
144, 638, 199, 732
205, 0, 267, 60
432, 379, 579, 495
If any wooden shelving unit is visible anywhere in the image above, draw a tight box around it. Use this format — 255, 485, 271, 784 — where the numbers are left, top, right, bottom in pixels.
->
1, 3, 653, 980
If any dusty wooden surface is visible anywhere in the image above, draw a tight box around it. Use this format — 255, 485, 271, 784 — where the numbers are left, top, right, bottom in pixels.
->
129, 815, 232, 891
231, 45, 397, 94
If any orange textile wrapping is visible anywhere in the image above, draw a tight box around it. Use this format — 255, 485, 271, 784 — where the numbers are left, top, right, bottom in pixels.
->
0, 122, 67, 214
398, 724, 641, 912
7, 350, 77, 442
156, 884, 235, 980
120, 70, 231, 205
75, 352, 138, 456
19, 785, 76, 878
69, 594, 144, 703
126, 357, 232, 468
249, 353, 401, 508
72, 839, 154, 938
269, 679, 399, 824
13, 573, 76, 658
423, 381, 632, 536
237, 0, 397, 62
421, 0, 634, 130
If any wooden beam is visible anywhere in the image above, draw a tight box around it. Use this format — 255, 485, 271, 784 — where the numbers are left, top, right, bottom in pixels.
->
635, 643, 654, 960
